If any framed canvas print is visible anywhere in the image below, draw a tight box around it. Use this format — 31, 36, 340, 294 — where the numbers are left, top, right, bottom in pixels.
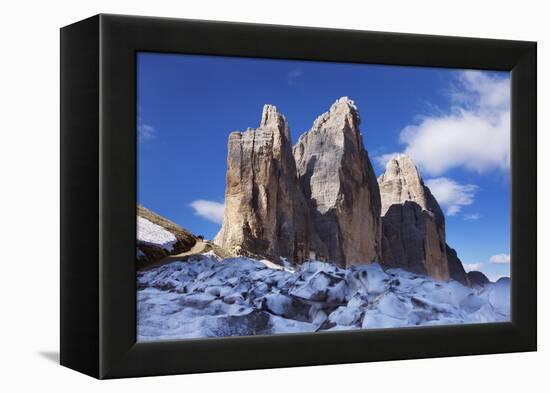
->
60, 14, 537, 379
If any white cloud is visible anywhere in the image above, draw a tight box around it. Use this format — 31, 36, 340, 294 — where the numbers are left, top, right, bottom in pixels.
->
189, 200, 224, 224
287, 69, 303, 85
463, 213, 481, 221
489, 253, 510, 264
424, 177, 477, 216
379, 71, 510, 176
138, 123, 156, 141
463, 263, 482, 272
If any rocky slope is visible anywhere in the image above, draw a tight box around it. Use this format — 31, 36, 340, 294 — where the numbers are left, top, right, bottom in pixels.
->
294, 97, 382, 266
137, 253, 510, 340
214, 105, 319, 263
137, 204, 197, 267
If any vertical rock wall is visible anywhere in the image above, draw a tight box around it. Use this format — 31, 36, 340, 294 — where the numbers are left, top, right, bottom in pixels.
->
214, 105, 319, 263
378, 155, 450, 280
293, 97, 382, 266
215, 98, 469, 285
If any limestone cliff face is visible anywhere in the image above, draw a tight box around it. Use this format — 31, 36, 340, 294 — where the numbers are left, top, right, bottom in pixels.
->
214, 99, 469, 284
378, 155, 470, 283
379, 154, 445, 224
293, 97, 382, 266
214, 105, 318, 263
378, 155, 450, 280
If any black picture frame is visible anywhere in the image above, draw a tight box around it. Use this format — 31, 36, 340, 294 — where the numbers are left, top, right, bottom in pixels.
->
60, 14, 537, 379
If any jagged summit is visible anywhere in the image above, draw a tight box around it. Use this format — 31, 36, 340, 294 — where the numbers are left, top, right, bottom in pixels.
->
259, 104, 289, 135
215, 104, 317, 263
378, 154, 445, 228
216, 98, 381, 266
331, 96, 359, 113
378, 154, 469, 285
378, 154, 429, 214
306, 97, 361, 140
380, 154, 417, 176
378, 155, 449, 280
293, 97, 381, 266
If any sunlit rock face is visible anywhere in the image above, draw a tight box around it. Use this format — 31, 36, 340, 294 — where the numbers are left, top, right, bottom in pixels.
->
293, 97, 382, 267
214, 98, 469, 284
216, 97, 382, 267
214, 105, 320, 263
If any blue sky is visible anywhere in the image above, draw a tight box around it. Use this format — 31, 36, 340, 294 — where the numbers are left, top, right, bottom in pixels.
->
137, 52, 511, 281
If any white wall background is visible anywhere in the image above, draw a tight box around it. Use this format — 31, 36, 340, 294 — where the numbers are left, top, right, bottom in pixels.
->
0, 0, 546, 390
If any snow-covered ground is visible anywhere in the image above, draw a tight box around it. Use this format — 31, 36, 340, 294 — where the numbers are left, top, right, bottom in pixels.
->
137, 253, 510, 341
137, 216, 177, 251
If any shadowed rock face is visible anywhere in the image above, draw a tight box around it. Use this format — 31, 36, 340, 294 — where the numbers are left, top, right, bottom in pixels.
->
381, 201, 448, 279
467, 270, 491, 287
214, 105, 320, 263
378, 155, 471, 283
293, 97, 382, 267
378, 155, 450, 280
446, 244, 470, 286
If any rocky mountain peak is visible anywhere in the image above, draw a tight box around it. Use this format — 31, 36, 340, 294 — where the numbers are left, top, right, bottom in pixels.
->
378, 154, 429, 214
378, 155, 469, 284
260, 104, 289, 136
308, 96, 361, 140
379, 154, 445, 227
215, 104, 316, 263
331, 96, 359, 115
293, 98, 381, 266
378, 156, 447, 274
214, 98, 469, 285
380, 154, 419, 179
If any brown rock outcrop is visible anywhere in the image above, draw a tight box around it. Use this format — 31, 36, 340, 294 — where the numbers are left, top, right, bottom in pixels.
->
137, 204, 197, 268
214, 105, 319, 263
378, 155, 450, 280
293, 97, 382, 267
445, 244, 470, 286
378, 155, 471, 284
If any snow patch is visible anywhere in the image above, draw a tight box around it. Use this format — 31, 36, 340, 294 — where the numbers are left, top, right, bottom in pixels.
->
137, 216, 177, 251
